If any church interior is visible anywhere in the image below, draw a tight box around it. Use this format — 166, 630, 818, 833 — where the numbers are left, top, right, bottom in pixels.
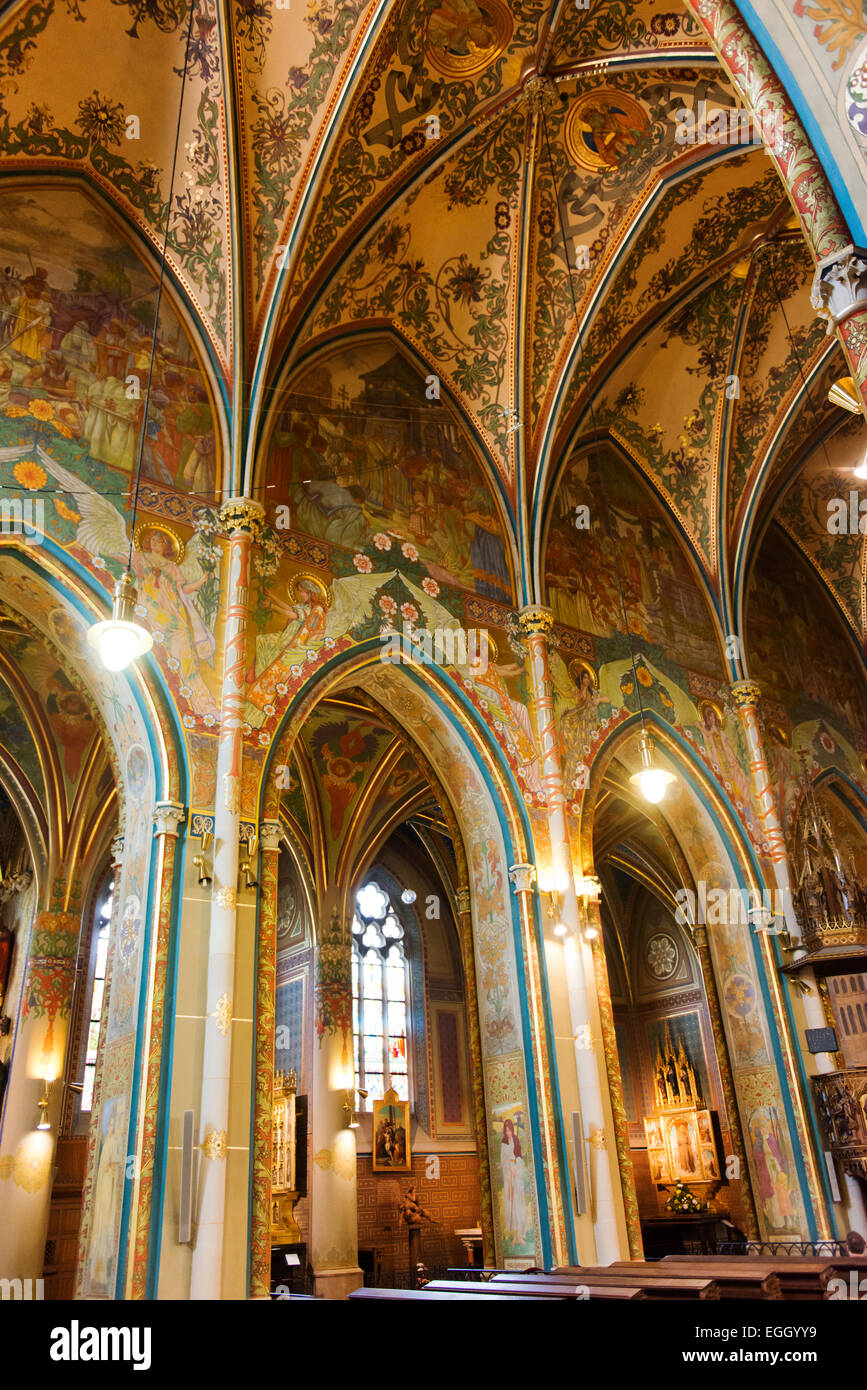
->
0, 0, 867, 1307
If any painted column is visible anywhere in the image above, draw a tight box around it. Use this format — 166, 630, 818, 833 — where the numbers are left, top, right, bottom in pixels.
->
0, 875, 78, 1280
309, 898, 361, 1300
190, 497, 263, 1301
75, 836, 124, 1296
693, 923, 759, 1241
730, 680, 835, 1239
249, 818, 281, 1300
730, 681, 832, 1054
517, 604, 626, 1263
130, 800, 185, 1299
454, 884, 495, 1267
586, 900, 644, 1258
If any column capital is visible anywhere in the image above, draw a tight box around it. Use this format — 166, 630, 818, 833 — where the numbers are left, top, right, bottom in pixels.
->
515, 604, 554, 639
110, 834, 125, 868
508, 862, 537, 894
455, 886, 471, 916
218, 496, 265, 539
730, 679, 762, 710
153, 800, 186, 838
811, 244, 867, 329
259, 819, 283, 853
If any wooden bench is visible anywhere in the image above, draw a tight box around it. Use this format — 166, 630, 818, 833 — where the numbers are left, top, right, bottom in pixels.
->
347, 1286, 542, 1301
662, 1253, 865, 1300
423, 1278, 571, 1299
551, 1266, 718, 1300
643, 1259, 779, 1299
476, 1276, 645, 1300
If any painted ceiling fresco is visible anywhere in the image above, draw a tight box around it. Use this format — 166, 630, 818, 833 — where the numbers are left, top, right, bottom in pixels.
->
0, 0, 863, 824
292, 693, 429, 879
0, 188, 219, 497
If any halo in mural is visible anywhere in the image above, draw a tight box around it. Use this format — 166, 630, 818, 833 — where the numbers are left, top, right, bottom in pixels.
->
424, 0, 512, 78
564, 89, 651, 172
288, 571, 332, 608
133, 520, 185, 564
646, 931, 678, 981
569, 657, 599, 690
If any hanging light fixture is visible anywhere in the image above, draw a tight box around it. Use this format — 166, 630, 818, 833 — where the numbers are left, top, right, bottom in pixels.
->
630, 730, 677, 805
88, 4, 196, 672
87, 571, 153, 671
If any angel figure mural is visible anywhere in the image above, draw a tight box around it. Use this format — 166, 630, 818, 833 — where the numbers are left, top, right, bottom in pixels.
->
245, 568, 385, 726
466, 637, 544, 799
557, 658, 601, 794
28, 445, 219, 718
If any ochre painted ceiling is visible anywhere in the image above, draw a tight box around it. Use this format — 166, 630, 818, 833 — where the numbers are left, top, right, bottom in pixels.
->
0, 0, 864, 659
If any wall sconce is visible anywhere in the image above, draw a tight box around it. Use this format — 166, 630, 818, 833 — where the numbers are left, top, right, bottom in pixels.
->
343, 1087, 368, 1129
537, 865, 570, 938
238, 831, 258, 891
193, 831, 212, 887
575, 873, 602, 943
36, 1078, 51, 1131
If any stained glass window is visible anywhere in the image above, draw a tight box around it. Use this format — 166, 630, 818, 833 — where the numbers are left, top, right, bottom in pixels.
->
351, 882, 409, 1110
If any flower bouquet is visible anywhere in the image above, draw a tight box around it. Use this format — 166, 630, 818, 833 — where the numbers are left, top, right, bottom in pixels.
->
665, 1181, 706, 1214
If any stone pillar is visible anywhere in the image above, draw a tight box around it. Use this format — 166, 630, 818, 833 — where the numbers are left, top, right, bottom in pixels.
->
730, 680, 835, 1238
249, 818, 281, 1300
516, 604, 627, 1263
454, 883, 495, 1267
0, 878, 79, 1279
190, 497, 263, 1301
585, 900, 644, 1258
811, 245, 867, 412
130, 800, 185, 1298
729, 681, 832, 1059
309, 900, 361, 1299
693, 924, 759, 1240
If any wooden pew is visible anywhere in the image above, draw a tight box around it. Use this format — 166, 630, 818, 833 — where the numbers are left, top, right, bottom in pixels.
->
348, 1286, 542, 1301
423, 1278, 570, 1299
638, 1258, 779, 1299
662, 1253, 864, 1300
450, 1276, 644, 1300
549, 1267, 719, 1300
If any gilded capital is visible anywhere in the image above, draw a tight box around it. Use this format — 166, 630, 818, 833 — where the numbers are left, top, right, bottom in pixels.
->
811, 245, 867, 329
516, 605, 554, 640
259, 819, 283, 854
218, 496, 265, 539
153, 800, 186, 838
730, 679, 762, 710
455, 886, 471, 916
508, 862, 537, 894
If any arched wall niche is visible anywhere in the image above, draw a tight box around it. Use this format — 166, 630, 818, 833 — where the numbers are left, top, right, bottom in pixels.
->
540, 439, 725, 670
0, 177, 228, 494
744, 527, 867, 839
0, 538, 186, 1299
579, 711, 830, 1242
255, 642, 575, 1274
256, 331, 518, 607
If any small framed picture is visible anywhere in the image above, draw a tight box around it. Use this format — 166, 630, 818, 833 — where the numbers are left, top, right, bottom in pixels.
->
372, 1087, 411, 1172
